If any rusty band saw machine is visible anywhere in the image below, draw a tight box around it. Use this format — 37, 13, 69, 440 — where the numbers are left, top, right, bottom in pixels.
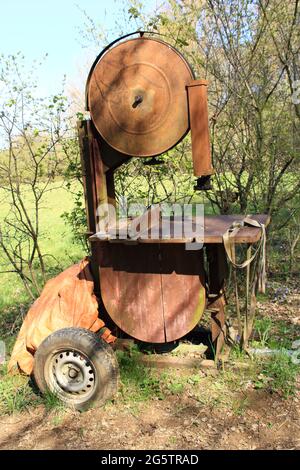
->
78, 31, 269, 357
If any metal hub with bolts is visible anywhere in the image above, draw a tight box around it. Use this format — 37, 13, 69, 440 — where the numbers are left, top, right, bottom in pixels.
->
49, 350, 96, 396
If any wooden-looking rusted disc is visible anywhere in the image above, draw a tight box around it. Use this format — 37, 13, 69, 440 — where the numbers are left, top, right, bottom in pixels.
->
88, 37, 194, 157
95, 243, 206, 343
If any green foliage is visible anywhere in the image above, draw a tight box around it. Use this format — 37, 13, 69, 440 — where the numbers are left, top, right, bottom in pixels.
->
0, 53, 76, 298
114, 141, 196, 208
0, 366, 38, 415
61, 191, 88, 252
255, 351, 299, 398
252, 315, 298, 351
60, 138, 89, 252
166, 378, 185, 395
267, 321, 294, 350
0, 183, 85, 314
117, 350, 164, 401
0, 366, 66, 416
128, 6, 140, 19
43, 389, 66, 413
230, 344, 248, 361
118, 348, 203, 401
254, 318, 273, 347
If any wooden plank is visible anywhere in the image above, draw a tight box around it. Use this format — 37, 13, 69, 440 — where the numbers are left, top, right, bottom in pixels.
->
138, 355, 216, 370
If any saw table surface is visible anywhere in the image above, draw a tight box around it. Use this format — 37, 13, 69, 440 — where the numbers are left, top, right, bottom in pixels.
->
90, 213, 270, 245
200, 213, 270, 243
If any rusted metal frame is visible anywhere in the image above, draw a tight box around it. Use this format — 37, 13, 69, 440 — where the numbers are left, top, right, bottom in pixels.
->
77, 120, 97, 235
77, 120, 101, 297
205, 243, 229, 360
208, 297, 226, 360
78, 120, 115, 295
79, 122, 100, 293
158, 243, 167, 343
91, 139, 108, 210
78, 120, 112, 233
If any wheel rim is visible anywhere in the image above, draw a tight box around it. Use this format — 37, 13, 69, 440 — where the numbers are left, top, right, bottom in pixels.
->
47, 350, 97, 402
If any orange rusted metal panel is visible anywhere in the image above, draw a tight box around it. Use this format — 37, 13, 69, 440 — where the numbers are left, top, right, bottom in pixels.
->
8, 258, 113, 375
186, 80, 214, 177
88, 37, 194, 157
95, 242, 206, 343
160, 245, 206, 342
96, 243, 165, 343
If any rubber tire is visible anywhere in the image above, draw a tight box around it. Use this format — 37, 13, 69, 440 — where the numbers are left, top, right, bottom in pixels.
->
33, 327, 119, 411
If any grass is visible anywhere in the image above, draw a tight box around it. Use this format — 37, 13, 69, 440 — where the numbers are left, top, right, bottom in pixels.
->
117, 346, 212, 404
252, 315, 300, 351
229, 315, 300, 399
254, 351, 299, 398
43, 390, 66, 413
0, 182, 85, 312
0, 364, 68, 416
0, 365, 38, 415
253, 317, 273, 348
166, 377, 185, 395
0, 341, 298, 416
117, 349, 164, 402
117, 345, 290, 414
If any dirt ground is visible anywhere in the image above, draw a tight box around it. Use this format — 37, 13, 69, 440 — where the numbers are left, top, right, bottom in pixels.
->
0, 386, 299, 450
0, 280, 299, 451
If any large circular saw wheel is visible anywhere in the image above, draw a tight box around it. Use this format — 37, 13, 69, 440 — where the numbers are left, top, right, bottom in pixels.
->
88, 37, 194, 157
33, 327, 119, 411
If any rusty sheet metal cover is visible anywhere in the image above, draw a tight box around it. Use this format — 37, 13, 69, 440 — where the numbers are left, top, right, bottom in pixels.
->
8, 258, 115, 375
160, 245, 206, 342
186, 80, 214, 177
88, 37, 194, 157
96, 243, 206, 343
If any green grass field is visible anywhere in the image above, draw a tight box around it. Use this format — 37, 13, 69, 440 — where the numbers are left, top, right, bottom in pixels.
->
0, 183, 85, 311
